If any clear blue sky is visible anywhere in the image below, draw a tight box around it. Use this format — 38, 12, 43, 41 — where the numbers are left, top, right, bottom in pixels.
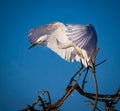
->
0, 0, 120, 111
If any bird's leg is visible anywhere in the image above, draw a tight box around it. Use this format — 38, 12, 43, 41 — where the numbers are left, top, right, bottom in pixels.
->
91, 60, 96, 73
82, 65, 89, 90
67, 59, 83, 88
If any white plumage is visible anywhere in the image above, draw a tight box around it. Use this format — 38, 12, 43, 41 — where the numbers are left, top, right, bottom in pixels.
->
28, 22, 98, 68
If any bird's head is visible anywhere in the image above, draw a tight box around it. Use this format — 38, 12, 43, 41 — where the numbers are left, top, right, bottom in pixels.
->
28, 35, 48, 49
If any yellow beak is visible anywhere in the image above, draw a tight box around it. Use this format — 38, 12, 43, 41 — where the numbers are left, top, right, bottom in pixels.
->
28, 40, 42, 49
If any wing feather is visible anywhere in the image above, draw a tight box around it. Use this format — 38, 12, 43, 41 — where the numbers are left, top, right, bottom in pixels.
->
66, 24, 97, 59
28, 22, 76, 62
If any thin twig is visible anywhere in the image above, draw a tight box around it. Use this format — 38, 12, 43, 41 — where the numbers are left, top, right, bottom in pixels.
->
40, 90, 52, 106
85, 100, 101, 111
95, 59, 106, 67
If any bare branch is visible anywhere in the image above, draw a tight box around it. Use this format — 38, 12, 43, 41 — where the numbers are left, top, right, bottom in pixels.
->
40, 90, 52, 106
91, 70, 98, 111
20, 65, 120, 111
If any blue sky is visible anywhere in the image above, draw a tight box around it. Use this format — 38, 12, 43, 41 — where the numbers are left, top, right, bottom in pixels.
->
0, 0, 120, 110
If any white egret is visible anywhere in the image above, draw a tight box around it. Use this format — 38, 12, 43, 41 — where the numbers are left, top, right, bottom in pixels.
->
28, 22, 98, 68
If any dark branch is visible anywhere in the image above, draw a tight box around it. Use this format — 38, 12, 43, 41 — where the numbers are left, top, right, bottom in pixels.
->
20, 66, 120, 111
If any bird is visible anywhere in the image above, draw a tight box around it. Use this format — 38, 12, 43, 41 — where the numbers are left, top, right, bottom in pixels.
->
28, 22, 98, 68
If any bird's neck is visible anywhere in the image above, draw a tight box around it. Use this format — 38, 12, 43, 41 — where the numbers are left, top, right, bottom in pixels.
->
58, 41, 85, 60
57, 41, 73, 49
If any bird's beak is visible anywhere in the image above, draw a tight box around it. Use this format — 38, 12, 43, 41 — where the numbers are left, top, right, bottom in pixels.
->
28, 40, 42, 49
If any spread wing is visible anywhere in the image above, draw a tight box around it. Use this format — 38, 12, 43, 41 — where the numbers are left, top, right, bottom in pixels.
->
28, 22, 98, 64
28, 22, 76, 62
66, 24, 97, 60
